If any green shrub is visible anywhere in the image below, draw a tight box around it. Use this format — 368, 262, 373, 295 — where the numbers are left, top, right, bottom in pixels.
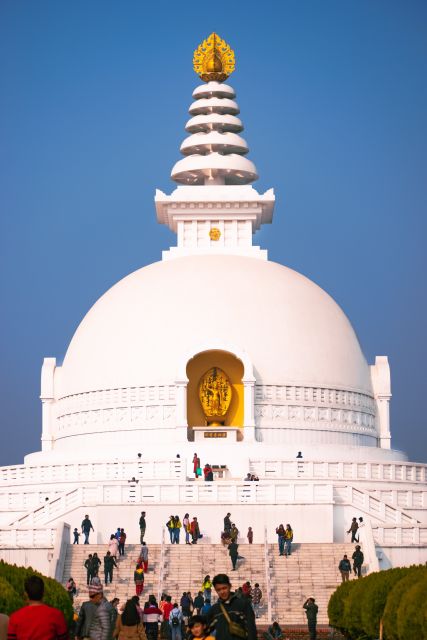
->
0, 576, 24, 615
383, 566, 427, 640
342, 575, 372, 638
360, 567, 410, 639
0, 560, 72, 627
328, 579, 354, 632
396, 573, 427, 639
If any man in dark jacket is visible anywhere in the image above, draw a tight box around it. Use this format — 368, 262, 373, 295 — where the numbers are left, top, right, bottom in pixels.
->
303, 597, 318, 640
82, 514, 95, 544
139, 511, 146, 543
207, 573, 256, 640
84, 553, 94, 585
104, 551, 118, 585
228, 541, 239, 571
352, 545, 364, 578
338, 555, 351, 582
224, 513, 232, 534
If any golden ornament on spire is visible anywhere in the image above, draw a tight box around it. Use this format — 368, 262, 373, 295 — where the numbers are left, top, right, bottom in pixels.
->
193, 33, 235, 83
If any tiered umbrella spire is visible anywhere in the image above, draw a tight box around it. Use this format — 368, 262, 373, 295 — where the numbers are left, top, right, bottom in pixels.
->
171, 33, 258, 186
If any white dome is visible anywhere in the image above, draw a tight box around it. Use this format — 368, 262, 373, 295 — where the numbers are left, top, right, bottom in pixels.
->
59, 255, 372, 397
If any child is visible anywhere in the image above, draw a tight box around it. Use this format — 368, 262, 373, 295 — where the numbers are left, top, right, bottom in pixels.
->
73, 528, 80, 544
247, 527, 253, 544
188, 615, 215, 640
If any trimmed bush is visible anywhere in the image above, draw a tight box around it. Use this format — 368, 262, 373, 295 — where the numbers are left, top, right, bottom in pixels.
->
0, 576, 24, 615
382, 566, 427, 640
0, 560, 73, 626
396, 573, 427, 640
328, 580, 354, 633
360, 567, 409, 639
341, 575, 371, 638
328, 565, 427, 640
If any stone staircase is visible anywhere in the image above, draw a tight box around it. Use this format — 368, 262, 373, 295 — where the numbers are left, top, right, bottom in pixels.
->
268, 543, 355, 625
62, 544, 161, 609
163, 543, 268, 622
62, 541, 358, 626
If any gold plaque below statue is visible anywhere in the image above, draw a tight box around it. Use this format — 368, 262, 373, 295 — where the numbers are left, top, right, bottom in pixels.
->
199, 367, 232, 426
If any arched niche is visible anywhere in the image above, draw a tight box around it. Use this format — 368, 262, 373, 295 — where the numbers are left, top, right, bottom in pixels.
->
186, 350, 244, 429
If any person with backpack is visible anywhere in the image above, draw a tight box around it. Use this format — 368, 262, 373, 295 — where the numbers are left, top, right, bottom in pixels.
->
338, 554, 351, 582
169, 604, 182, 640
275, 524, 285, 556
119, 528, 127, 556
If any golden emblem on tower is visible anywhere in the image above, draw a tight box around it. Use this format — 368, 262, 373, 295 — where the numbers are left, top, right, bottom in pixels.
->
199, 367, 232, 425
193, 33, 235, 83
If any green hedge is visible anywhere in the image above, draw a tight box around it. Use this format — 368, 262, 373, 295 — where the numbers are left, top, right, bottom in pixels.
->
0, 560, 73, 627
328, 564, 427, 640
382, 566, 426, 640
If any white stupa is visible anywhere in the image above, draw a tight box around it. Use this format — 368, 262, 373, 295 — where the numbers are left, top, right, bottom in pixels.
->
0, 33, 426, 579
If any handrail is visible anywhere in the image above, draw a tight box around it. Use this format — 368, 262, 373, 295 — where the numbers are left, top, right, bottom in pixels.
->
157, 526, 166, 603
358, 517, 379, 574
263, 526, 272, 624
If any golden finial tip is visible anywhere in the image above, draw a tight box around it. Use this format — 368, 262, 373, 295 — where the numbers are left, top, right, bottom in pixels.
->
193, 32, 235, 83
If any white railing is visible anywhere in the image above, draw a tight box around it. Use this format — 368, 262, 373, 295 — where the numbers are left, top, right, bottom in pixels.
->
0, 458, 186, 486
369, 489, 427, 510
9, 481, 335, 529
263, 526, 272, 623
0, 527, 56, 547
357, 518, 379, 574
51, 522, 70, 581
157, 526, 166, 603
250, 460, 427, 484
333, 485, 418, 525
372, 524, 427, 546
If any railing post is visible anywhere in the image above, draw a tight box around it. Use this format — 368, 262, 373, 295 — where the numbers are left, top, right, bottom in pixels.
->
263, 526, 272, 624
157, 526, 166, 604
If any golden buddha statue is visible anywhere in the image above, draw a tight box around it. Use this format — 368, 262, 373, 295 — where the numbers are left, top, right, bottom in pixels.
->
199, 367, 232, 426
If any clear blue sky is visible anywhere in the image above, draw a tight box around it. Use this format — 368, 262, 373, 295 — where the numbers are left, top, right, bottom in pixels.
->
0, 1, 426, 465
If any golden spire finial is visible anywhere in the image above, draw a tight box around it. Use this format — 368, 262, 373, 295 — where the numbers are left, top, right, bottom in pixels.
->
193, 33, 235, 83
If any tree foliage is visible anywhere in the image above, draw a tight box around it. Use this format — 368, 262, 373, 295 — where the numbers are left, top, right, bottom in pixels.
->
0, 560, 72, 626
328, 564, 427, 640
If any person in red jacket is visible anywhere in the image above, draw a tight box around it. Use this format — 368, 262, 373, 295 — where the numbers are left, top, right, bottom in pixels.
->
190, 517, 200, 544
7, 575, 67, 640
